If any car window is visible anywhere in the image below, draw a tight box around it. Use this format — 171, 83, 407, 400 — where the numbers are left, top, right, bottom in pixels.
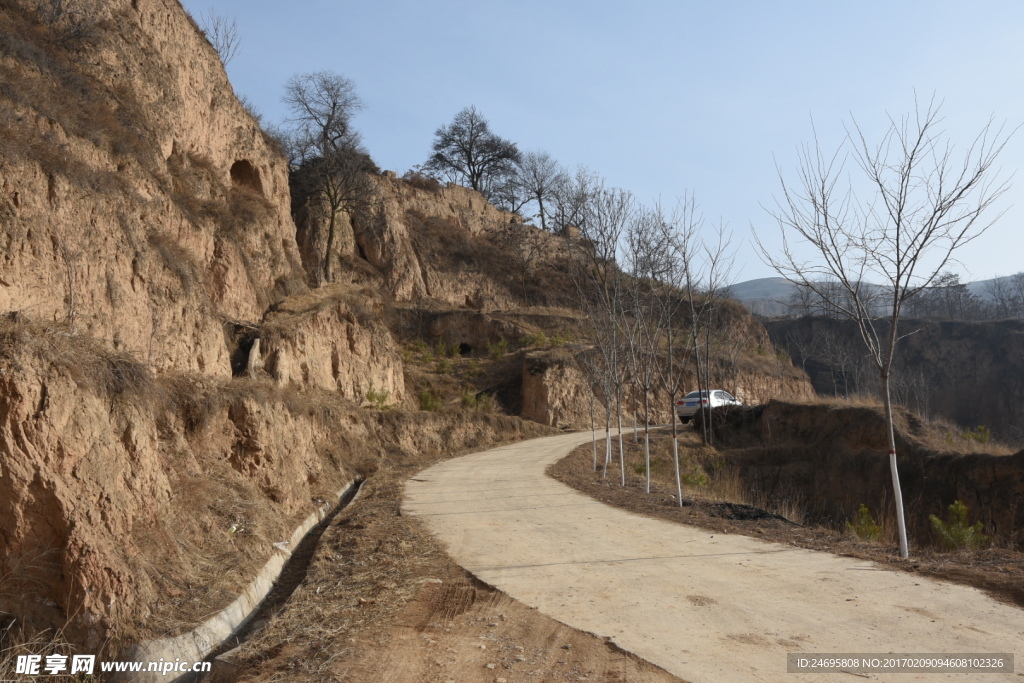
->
684, 391, 702, 398
723, 392, 736, 401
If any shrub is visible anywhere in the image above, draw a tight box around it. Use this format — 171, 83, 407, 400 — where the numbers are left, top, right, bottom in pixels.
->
520, 331, 549, 348
418, 389, 442, 412
364, 383, 390, 410
434, 358, 452, 375
476, 392, 496, 414
962, 425, 992, 444
846, 504, 883, 541
402, 169, 442, 193
550, 331, 573, 346
435, 341, 459, 358
460, 388, 478, 409
488, 338, 509, 360
929, 500, 989, 550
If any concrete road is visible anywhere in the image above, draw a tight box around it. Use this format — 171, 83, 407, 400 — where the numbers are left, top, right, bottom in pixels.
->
404, 431, 1024, 682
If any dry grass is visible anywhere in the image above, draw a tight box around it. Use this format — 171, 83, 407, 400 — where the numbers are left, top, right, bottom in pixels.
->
0, 316, 156, 404
0, 620, 86, 682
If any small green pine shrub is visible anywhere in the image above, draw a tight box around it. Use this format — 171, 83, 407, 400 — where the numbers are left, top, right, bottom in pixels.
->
550, 331, 573, 346
488, 338, 509, 360
364, 383, 391, 410
520, 331, 549, 348
460, 388, 496, 413
846, 504, 883, 541
681, 465, 710, 488
435, 341, 459, 358
929, 500, 989, 550
435, 358, 452, 374
466, 359, 482, 376
419, 389, 442, 412
962, 425, 992, 444
476, 392, 496, 413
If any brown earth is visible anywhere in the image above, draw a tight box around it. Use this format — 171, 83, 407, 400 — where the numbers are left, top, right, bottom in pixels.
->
549, 428, 1024, 611
212, 440, 682, 683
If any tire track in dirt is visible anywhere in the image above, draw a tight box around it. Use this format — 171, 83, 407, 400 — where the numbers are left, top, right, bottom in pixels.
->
404, 431, 1024, 682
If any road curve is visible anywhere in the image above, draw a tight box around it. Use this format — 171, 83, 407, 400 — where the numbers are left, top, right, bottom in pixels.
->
403, 431, 1024, 682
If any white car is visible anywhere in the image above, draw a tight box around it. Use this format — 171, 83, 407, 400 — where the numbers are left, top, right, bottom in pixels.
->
675, 389, 742, 423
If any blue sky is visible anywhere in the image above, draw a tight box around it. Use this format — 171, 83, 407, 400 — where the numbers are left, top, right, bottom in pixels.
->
181, 0, 1024, 284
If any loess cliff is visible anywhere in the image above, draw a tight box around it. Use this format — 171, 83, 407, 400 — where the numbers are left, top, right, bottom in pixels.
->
0, 0, 813, 659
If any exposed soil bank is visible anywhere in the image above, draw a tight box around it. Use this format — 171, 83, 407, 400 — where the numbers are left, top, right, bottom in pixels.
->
698, 401, 1024, 548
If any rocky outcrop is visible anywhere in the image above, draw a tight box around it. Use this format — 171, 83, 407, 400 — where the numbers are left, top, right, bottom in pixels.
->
0, 328, 352, 648
259, 285, 405, 404
521, 350, 594, 429
299, 173, 566, 309
0, 0, 298, 376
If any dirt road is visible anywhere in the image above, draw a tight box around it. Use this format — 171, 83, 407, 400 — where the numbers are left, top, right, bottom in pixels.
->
404, 431, 1024, 682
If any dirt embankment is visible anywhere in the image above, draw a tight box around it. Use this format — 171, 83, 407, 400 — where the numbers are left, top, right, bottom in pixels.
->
0, 316, 559, 653
699, 400, 1024, 550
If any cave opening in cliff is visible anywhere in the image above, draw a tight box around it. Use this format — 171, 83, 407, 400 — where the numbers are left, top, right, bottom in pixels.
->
230, 160, 263, 196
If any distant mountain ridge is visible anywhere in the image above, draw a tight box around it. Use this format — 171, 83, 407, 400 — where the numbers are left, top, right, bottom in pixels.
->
731, 274, 1021, 317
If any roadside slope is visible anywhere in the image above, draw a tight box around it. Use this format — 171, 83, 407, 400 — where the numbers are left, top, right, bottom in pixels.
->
404, 432, 1024, 682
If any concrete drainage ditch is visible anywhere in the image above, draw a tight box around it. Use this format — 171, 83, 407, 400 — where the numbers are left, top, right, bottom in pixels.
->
116, 479, 365, 682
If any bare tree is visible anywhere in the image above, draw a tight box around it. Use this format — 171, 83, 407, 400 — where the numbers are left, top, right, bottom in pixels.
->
514, 151, 566, 231
683, 223, 735, 446
624, 205, 673, 492
199, 10, 241, 66
549, 166, 600, 235
494, 218, 546, 302
758, 96, 1013, 558
283, 71, 377, 285
565, 181, 635, 484
423, 106, 520, 203
982, 275, 1019, 318
655, 197, 703, 507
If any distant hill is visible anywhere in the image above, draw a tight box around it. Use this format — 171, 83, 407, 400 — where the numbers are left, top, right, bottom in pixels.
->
727, 277, 797, 316
731, 273, 1022, 317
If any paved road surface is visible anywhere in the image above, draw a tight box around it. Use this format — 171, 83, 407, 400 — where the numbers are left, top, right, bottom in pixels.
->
403, 431, 1024, 682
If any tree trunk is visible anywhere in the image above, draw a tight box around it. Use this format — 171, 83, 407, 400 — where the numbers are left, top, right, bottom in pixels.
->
882, 373, 910, 558
616, 383, 625, 486
590, 391, 598, 472
671, 397, 683, 507
644, 390, 651, 494
324, 209, 337, 284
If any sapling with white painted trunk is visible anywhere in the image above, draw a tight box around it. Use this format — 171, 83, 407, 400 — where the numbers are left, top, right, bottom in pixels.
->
758, 95, 1014, 558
